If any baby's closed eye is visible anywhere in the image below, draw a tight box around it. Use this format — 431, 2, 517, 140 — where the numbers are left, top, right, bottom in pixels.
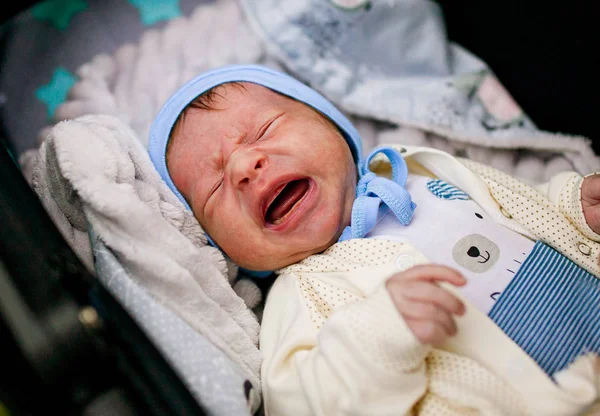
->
252, 113, 284, 144
208, 177, 224, 199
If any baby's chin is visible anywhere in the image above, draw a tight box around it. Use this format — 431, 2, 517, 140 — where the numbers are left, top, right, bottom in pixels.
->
235, 251, 314, 272
232, 239, 337, 271
219, 216, 347, 271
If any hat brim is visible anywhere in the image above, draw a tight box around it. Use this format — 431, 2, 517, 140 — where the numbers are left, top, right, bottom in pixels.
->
148, 64, 363, 209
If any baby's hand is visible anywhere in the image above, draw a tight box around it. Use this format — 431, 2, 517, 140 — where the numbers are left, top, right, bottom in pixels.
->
581, 174, 600, 234
386, 265, 466, 346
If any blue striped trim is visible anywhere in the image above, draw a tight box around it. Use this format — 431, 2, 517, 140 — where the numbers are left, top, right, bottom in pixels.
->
488, 242, 600, 376
426, 179, 469, 200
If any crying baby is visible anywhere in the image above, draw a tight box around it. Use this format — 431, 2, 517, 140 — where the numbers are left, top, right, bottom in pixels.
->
149, 65, 600, 415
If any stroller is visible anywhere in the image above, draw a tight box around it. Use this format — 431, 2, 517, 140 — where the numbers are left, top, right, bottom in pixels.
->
1, 1, 597, 415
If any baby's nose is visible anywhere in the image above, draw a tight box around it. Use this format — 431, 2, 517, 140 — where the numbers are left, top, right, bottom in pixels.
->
229, 149, 267, 187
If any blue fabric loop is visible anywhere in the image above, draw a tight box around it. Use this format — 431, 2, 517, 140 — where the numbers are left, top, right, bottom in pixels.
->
340, 146, 416, 241
360, 146, 408, 184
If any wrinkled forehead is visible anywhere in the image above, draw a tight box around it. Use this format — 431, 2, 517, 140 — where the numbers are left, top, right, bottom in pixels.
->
148, 64, 363, 210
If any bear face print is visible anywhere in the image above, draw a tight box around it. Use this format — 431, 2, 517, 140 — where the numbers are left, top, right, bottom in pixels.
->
452, 233, 500, 273
367, 175, 535, 313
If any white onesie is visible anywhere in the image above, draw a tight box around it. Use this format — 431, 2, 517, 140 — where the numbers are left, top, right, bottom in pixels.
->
367, 174, 536, 313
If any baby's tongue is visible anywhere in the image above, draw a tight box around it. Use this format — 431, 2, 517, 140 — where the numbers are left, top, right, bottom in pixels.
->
266, 179, 309, 224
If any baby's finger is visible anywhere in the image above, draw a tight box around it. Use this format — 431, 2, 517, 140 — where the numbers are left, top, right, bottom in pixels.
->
399, 301, 458, 336
407, 319, 452, 346
401, 280, 465, 316
389, 264, 466, 287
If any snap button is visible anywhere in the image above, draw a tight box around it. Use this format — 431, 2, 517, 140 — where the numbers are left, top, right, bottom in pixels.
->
577, 243, 591, 256
500, 207, 512, 219
396, 254, 415, 270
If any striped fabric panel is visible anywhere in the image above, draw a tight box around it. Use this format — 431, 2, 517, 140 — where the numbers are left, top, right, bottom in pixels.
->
488, 241, 600, 376
426, 179, 470, 200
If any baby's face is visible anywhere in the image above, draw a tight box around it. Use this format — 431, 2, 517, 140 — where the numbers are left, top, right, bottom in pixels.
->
167, 83, 356, 270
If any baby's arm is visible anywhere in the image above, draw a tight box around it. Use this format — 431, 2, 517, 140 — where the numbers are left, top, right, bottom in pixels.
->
261, 265, 465, 416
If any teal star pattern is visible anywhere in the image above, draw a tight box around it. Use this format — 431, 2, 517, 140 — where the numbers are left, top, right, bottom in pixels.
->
32, 0, 88, 31
36, 68, 77, 118
128, 0, 182, 26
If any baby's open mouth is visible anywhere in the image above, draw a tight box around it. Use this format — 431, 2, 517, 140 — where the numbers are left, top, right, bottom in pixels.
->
265, 179, 310, 225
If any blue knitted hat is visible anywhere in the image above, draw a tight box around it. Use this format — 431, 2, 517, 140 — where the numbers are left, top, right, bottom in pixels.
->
148, 64, 363, 210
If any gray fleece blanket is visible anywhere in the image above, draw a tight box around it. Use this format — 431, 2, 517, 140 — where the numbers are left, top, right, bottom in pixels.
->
32, 115, 261, 415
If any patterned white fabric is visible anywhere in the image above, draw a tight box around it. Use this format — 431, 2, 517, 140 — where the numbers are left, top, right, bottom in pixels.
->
22, 0, 599, 186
